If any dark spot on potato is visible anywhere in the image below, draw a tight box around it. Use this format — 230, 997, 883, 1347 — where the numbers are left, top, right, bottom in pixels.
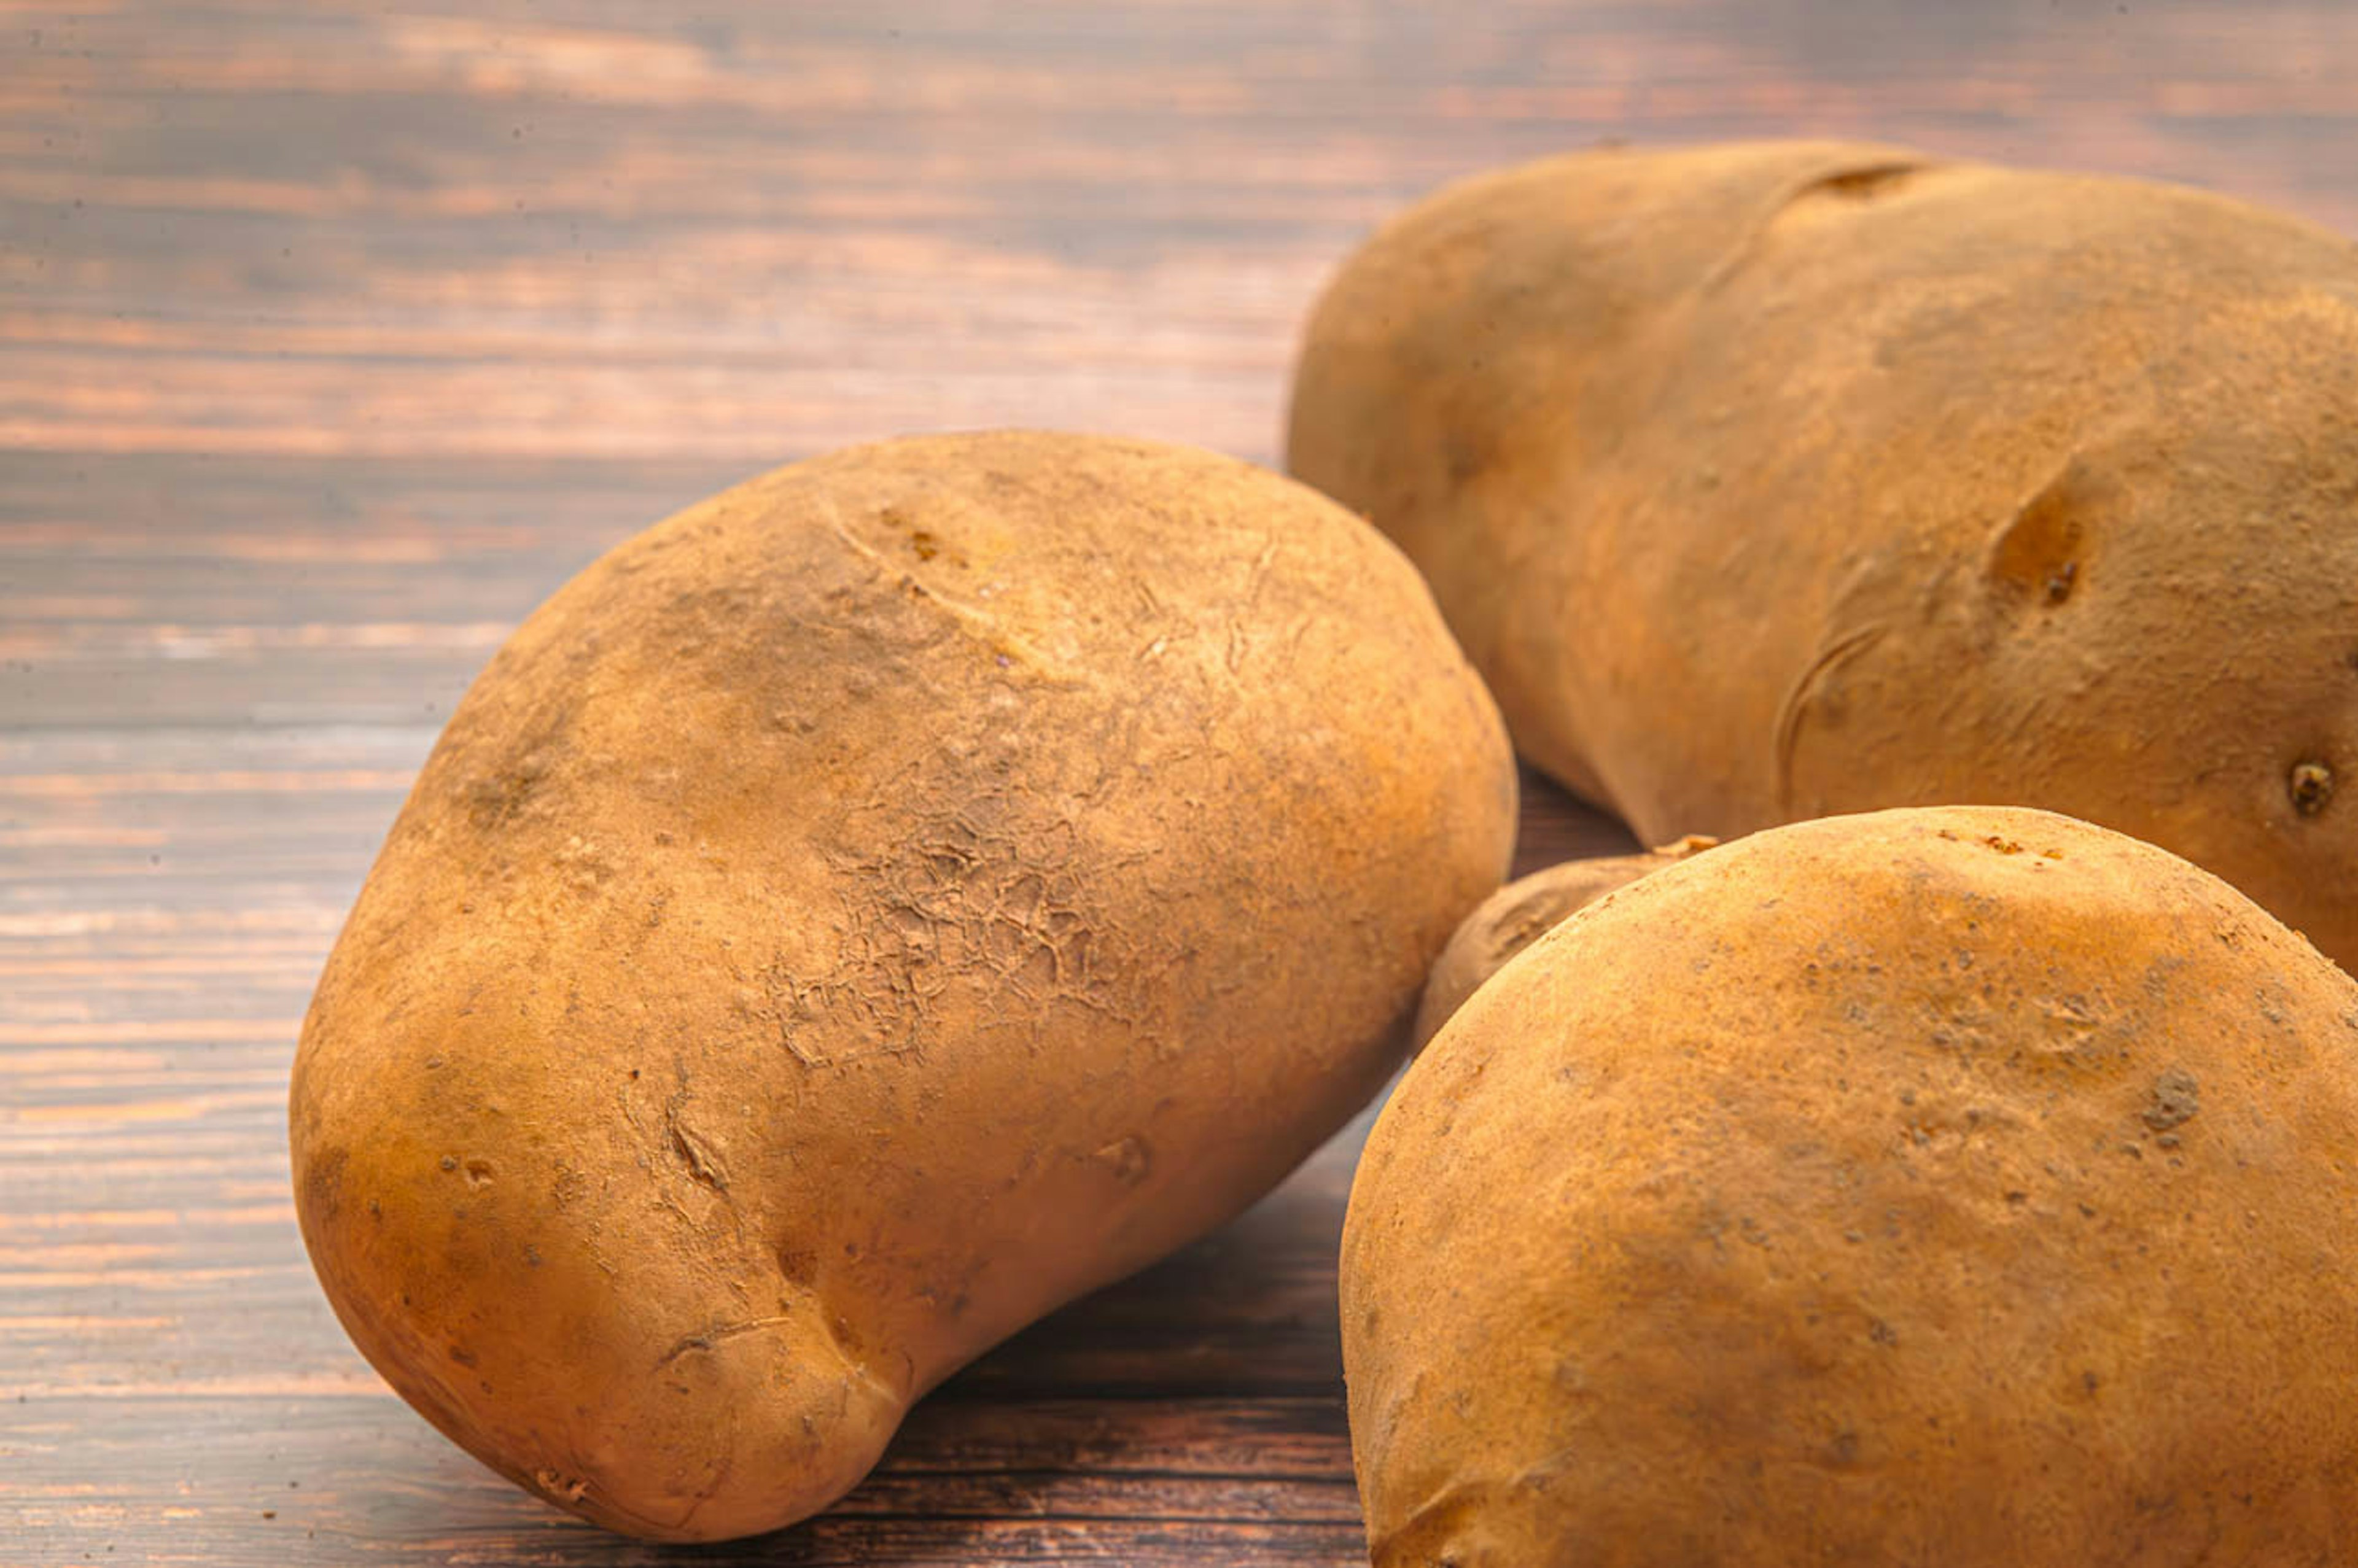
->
438, 1154, 459, 1173
777, 1247, 817, 1287
463, 1159, 494, 1189
302, 1145, 348, 1222
2044, 561, 2078, 602
1444, 429, 1491, 485
908, 529, 940, 562
462, 721, 569, 832
2142, 1071, 2200, 1132
1799, 161, 1921, 204
2291, 760, 2333, 817
449, 1345, 478, 1368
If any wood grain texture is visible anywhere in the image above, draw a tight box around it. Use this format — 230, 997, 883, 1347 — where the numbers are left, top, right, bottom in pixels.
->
2, 1, 2351, 1562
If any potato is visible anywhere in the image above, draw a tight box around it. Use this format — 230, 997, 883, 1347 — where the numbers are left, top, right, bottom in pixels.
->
1288, 140, 2358, 966
1414, 837, 1713, 1046
289, 431, 1515, 1542
1343, 804, 2358, 1567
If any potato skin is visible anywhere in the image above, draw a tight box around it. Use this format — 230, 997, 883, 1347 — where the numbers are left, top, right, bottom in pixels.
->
1344, 805, 2358, 1567
1414, 837, 1714, 1046
1289, 141, 2358, 966
289, 431, 1516, 1542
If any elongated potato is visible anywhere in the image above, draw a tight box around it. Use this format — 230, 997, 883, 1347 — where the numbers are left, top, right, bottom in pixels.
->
1290, 140, 2358, 966
290, 431, 1516, 1542
1344, 804, 2358, 1567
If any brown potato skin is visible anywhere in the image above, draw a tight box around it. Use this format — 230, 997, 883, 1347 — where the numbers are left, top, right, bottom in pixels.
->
289, 432, 1516, 1542
1288, 140, 2358, 966
1344, 805, 2358, 1567
1414, 837, 1714, 1046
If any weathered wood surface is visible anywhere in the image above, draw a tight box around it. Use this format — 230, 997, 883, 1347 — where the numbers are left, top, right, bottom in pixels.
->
2, 2, 2352, 1562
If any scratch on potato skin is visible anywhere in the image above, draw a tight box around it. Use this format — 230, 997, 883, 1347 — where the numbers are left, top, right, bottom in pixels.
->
656, 1315, 796, 1368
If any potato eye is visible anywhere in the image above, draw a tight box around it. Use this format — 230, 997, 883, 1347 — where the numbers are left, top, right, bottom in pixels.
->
2290, 760, 2334, 817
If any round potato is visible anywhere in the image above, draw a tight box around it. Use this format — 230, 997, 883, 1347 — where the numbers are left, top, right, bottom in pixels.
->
1289, 140, 2358, 966
290, 431, 1516, 1542
1345, 805, 2358, 1567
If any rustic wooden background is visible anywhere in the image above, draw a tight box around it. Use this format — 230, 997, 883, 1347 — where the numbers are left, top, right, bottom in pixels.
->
4, 2, 2354, 1563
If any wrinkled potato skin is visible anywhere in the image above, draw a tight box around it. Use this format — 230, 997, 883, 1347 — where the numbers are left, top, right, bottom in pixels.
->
1344, 805, 2358, 1568
1414, 837, 1714, 1046
1289, 141, 2358, 966
290, 432, 1516, 1542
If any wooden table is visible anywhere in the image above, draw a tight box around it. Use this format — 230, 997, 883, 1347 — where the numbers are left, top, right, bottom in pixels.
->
4, 3, 2352, 1562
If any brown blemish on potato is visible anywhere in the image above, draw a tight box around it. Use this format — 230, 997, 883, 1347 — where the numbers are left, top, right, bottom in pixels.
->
1793, 160, 1923, 206
459, 716, 571, 833
2141, 1070, 2200, 1133
2291, 761, 2333, 817
302, 1144, 348, 1223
